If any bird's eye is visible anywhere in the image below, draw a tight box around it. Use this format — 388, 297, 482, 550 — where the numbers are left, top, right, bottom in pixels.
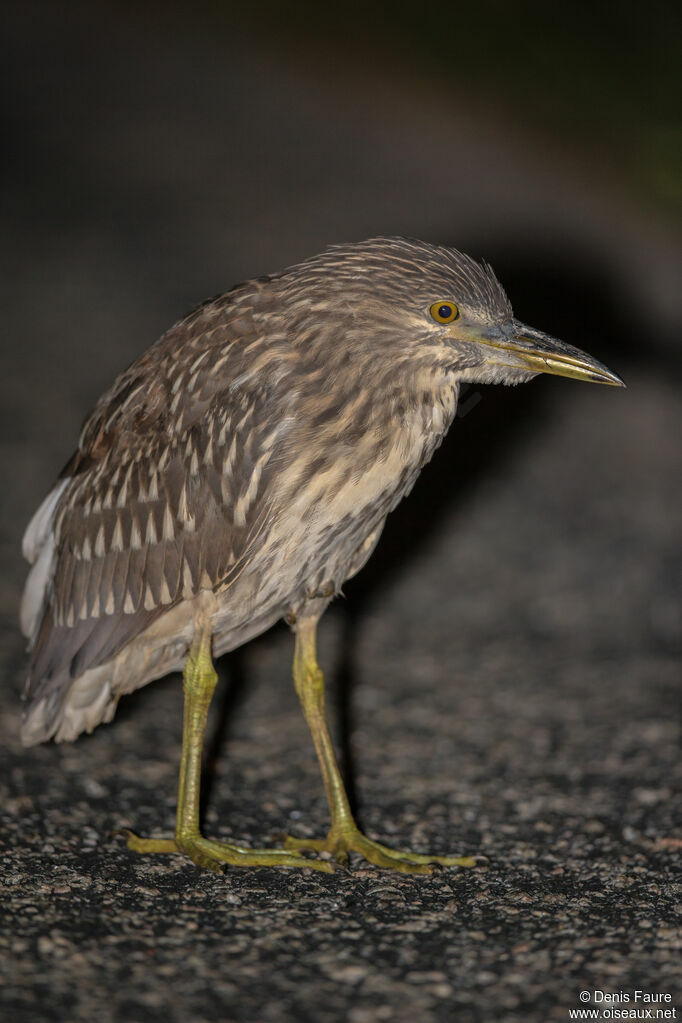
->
430, 301, 459, 324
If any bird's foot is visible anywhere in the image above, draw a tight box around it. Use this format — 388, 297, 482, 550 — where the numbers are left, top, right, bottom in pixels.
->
120, 829, 334, 873
284, 823, 476, 875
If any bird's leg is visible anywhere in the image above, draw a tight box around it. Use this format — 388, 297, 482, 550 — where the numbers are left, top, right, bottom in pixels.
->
284, 617, 475, 874
124, 622, 332, 873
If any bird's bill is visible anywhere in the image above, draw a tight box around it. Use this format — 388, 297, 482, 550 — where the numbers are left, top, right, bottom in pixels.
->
476, 320, 625, 387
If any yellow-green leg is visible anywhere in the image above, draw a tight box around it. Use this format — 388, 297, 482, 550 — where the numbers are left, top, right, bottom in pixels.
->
284, 617, 476, 874
124, 622, 332, 873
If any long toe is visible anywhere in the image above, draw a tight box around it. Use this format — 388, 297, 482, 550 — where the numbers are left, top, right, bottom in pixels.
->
285, 828, 475, 874
121, 830, 334, 872
186, 836, 334, 872
121, 830, 179, 854
351, 833, 476, 873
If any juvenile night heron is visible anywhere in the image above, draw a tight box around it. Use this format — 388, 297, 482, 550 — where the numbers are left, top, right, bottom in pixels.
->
20, 238, 623, 874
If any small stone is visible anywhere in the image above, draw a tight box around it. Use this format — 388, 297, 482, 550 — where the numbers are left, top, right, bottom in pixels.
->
327, 965, 368, 984
429, 983, 453, 999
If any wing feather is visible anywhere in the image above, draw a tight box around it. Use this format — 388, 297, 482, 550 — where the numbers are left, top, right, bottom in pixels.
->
22, 282, 290, 727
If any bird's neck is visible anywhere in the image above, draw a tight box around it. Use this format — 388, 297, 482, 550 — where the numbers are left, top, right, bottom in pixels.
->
351, 375, 460, 508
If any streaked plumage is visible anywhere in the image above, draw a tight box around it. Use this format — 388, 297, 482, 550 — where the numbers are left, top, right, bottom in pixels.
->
20, 237, 623, 872
21, 240, 502, 740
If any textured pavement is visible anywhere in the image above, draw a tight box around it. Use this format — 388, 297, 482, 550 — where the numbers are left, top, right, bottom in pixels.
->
1, 5, 680, 1022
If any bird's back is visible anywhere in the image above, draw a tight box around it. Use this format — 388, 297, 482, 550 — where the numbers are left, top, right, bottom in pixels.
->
21, 279, 301, 742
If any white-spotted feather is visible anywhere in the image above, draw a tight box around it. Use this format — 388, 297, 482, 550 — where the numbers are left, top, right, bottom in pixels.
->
21, 479, 68, 563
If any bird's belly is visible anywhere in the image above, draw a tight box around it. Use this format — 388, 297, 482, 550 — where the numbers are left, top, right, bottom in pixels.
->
209, 509, 379, 650
211, 400, 455, 646
220, 462, 420, 636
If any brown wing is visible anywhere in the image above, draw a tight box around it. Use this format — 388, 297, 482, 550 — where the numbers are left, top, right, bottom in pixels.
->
25, 281, 294, 709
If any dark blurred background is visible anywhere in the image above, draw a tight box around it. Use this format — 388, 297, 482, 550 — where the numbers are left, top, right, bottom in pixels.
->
1, 3, 680, 1022
2, 0, 680, 566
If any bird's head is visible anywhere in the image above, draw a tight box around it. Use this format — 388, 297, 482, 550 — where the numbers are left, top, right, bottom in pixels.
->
283, 237, 624, 389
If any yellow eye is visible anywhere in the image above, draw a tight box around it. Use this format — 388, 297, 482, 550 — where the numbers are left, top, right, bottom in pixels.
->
430, 301, 459, 324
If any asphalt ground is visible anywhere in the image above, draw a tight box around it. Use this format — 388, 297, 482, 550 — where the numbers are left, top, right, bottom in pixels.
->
1, 5, 680, 1022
